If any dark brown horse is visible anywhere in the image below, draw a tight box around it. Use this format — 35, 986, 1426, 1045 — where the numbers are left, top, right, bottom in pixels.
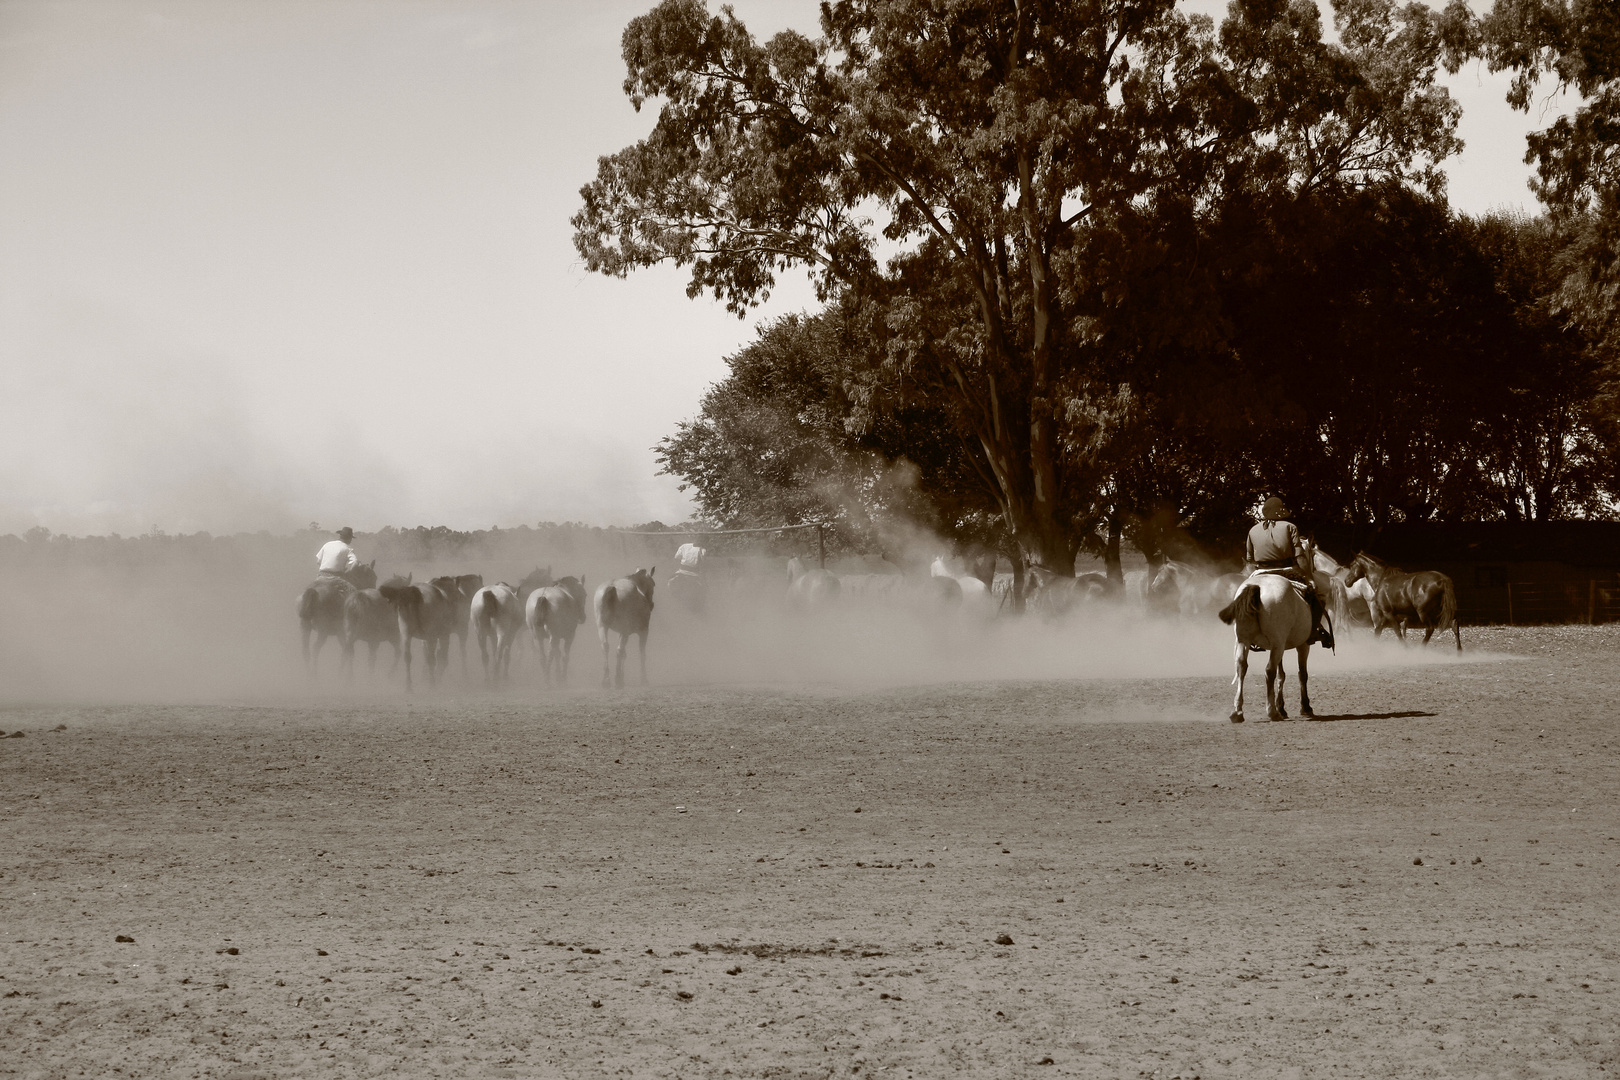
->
297, 561, 377, 674
1346, 553, 1461, 650
435, 574, 484, 679
342, 571, 402, 680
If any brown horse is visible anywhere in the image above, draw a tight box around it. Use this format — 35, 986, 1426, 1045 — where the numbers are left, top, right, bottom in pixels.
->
527, 575, 588, 685
595, 568, 655, 688
297, 561, 377, 674
379, 575, 461, 690
1346, 553, 1460, 650
430, 574, 484, 679
470, 568, 551, 684
342, 571, 402, 679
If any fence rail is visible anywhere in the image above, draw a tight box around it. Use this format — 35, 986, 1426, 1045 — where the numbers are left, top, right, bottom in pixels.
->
1457, 580, 1620, 625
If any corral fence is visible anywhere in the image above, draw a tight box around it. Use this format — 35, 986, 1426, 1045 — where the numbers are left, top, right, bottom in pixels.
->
614, 522, 833, 567
1455, 578, 1620, 626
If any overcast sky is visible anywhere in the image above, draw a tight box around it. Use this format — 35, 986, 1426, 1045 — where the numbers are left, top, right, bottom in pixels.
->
0, 0, 1574, 536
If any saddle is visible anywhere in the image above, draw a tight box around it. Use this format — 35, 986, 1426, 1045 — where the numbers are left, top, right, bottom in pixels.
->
1243, 567, 1314, 600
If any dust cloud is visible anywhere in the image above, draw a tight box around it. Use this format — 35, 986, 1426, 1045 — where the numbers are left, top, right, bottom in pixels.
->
0, 527, 1494, 706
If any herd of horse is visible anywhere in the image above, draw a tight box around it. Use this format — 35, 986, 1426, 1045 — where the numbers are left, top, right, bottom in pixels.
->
1216, 543, 1460, 724
296, 565, 654, 690
294, 544, 1460, 707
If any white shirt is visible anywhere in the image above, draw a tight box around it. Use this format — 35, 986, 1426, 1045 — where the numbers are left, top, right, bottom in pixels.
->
675, 543, 704, 572
317, 540, 358, 573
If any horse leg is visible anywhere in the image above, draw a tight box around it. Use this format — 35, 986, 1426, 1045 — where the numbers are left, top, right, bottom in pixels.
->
401, 637, 414, 692
476, 627, 492, 683
1266, 652, 1287, 721
367, 641, 379, 675
558, 638, 570, 685
637, 628, 648, 687
301, 624, 313, 673
615, 632, 629, 689
1231, 640, 1248, 723
601, 629, 613, 688
1297, 645, 1313, 718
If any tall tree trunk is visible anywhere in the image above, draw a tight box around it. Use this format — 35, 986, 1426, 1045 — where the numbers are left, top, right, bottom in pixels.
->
1105, 513, 1123, 586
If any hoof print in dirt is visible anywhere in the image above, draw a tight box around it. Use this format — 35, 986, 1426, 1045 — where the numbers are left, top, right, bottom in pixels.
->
316, 949, 328, 956
590, 999, 602, 1008
1037, 1058, 1055, 1066
995, 933, 1014, 945
675, 990, 694, 1002
115, 935, 134, 944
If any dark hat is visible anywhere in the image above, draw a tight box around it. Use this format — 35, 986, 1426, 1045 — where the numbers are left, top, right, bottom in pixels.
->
336, 526, 354, 540
1260, 496, 1291, 521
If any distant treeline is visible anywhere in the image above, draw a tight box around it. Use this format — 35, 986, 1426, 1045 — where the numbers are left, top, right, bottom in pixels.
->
0, 523, 822, 575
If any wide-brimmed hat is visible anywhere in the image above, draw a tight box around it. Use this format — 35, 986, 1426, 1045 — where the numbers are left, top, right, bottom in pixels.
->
1260, 496, 1291, 521
336, 526, 354, 540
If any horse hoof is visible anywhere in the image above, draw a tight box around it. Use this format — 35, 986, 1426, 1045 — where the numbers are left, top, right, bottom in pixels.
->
1229, 712, 1244, 724
1301, 708, 1315, 718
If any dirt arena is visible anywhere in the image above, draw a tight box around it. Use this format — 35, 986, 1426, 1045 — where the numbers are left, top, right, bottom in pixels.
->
2, 624, 1616, 1079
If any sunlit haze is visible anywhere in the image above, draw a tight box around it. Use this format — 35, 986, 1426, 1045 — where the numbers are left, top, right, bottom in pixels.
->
0, 0, 1561, 536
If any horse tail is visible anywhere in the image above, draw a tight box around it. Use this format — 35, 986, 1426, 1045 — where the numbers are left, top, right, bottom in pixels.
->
1218, 585, 1259, 626
1440, 574, 1460, 650
596, 584, 616, 639
297, 587, 318, 623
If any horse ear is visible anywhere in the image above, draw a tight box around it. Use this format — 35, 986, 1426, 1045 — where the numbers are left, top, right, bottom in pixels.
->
649, 566, 657, 579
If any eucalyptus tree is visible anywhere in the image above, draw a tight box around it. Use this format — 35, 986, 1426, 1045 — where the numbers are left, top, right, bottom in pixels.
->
576, 0, 1463, 574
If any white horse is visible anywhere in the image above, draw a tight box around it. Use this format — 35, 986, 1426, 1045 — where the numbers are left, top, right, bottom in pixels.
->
470, 567, 551, 684
787, 557, 840, 609
527, 575, 588, 686
595, 568, 656, 688
931, 555, 994, 615
1218, 564, 1317, 724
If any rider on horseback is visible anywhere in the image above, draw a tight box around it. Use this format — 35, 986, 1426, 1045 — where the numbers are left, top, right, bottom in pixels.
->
316, 526, 359, 580
1245, 496, 1334, 649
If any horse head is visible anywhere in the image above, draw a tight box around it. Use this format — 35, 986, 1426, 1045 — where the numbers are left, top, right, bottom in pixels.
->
630, 566, 656, 599
517, 566, 554, 594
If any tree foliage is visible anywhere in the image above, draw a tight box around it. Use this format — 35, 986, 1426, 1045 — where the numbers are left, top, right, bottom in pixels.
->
577, 0, 1464, 573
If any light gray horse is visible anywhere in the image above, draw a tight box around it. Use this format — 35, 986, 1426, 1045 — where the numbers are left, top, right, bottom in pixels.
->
470, 567, 551, 684
527, 575, 588, 685
786, 556, 840, 609
1218, 544, 1323, 723
595, 568, 655, 688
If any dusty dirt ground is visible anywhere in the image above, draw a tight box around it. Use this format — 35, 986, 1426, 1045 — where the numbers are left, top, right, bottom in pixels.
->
2, 625, 1617, 1079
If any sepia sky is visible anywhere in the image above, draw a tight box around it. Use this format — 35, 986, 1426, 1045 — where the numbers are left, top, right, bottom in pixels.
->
0, 0, 1573, 536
